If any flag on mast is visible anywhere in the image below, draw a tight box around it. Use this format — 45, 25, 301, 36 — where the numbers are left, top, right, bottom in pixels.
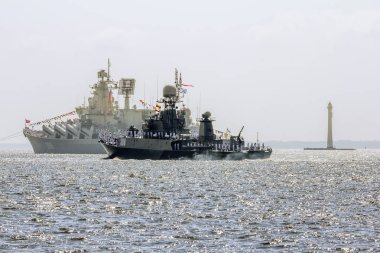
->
181, 84, 194, 87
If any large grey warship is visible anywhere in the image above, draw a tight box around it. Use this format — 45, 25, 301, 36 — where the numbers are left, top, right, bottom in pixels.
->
99, 76, 272, 160
23, 61, 166, 154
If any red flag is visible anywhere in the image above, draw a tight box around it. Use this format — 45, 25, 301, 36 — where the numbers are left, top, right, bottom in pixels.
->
25, 119, 31, 124
181, 84, 194, 87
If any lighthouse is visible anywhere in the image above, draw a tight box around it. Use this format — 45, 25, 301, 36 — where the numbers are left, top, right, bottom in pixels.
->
304, 102, 355, 150
327, 102, 333, 149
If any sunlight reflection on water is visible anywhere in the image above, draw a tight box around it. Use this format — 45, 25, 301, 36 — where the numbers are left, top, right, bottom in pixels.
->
0, 150, 379, 251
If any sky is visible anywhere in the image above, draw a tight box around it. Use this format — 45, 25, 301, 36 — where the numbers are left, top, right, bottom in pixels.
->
1, 0, 380, 143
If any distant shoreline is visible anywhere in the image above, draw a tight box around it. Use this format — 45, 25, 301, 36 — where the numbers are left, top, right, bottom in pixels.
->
264, 140, 380, 149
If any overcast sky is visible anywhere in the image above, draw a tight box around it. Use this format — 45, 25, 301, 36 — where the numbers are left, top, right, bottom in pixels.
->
1, 0, 380, 143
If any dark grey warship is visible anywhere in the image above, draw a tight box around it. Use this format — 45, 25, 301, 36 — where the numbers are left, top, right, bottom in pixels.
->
99, 77, 272, 160
23, 61, 160, 154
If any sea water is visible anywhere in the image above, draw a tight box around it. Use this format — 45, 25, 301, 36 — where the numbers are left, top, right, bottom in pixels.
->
0, 150, 379, 252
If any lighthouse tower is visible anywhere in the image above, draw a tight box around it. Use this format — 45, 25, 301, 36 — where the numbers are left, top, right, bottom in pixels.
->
327, 102, 333, 149
305, 102, 355, 150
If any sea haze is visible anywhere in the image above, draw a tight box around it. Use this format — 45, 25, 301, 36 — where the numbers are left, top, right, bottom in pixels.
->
0, 150, 379, 251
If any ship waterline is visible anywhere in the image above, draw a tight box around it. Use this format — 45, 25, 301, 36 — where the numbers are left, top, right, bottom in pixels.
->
101, 142, 272, 160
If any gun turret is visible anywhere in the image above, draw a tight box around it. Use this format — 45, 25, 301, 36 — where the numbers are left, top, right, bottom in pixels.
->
237, 126, 244, 143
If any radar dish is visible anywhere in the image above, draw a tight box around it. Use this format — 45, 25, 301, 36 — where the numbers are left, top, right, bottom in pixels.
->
163, 85, 177, 98
202, 111, 211, 119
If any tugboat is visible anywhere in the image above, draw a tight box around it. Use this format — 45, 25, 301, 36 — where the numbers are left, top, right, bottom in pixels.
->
99, 75, 272, 160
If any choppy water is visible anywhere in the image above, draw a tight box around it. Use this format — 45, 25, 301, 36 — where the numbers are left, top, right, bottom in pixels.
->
0, 150, 379, 252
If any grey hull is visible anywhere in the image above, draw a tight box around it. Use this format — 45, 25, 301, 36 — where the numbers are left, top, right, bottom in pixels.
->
26, 134, 105, 154
101, 142, 272, 160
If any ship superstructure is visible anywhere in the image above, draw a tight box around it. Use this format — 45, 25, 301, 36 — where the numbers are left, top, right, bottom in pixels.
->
23, 61, 156, 154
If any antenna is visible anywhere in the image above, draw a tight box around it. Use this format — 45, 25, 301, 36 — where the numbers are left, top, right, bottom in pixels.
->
107, 58, 111, 81
256, 132, 259, 143
199, 91, 202, 117
144, 82, 146, 111
175, 68, 178, 85
156, 74, 159, 102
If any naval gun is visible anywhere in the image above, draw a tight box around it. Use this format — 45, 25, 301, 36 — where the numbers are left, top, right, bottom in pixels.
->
235, 126, 245, 144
